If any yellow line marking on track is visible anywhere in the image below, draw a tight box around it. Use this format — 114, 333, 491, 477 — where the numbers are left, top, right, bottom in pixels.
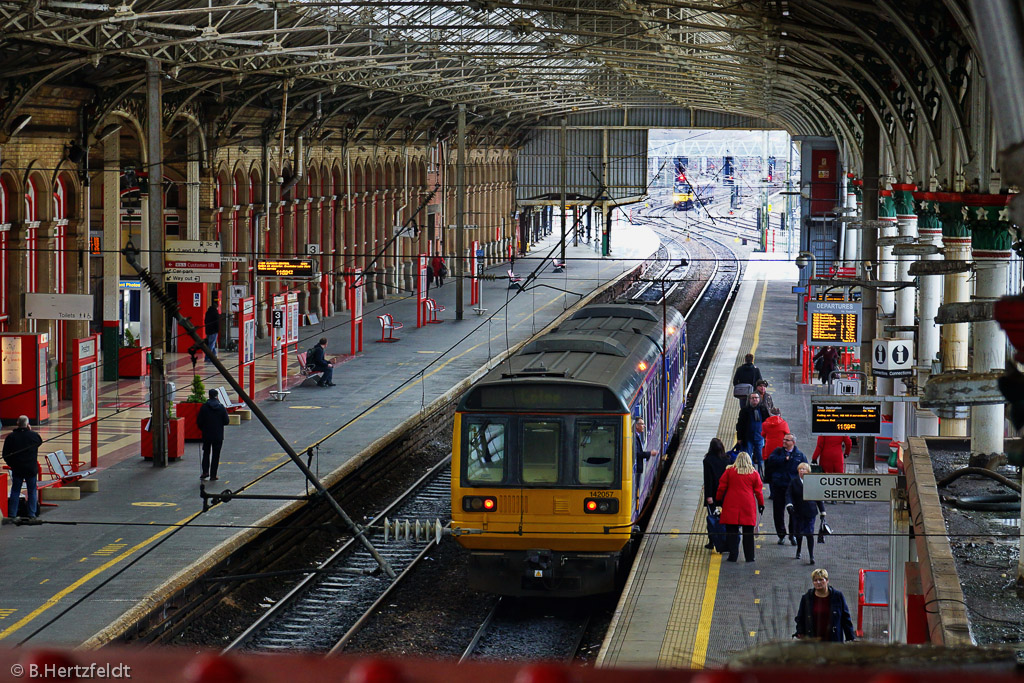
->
754, 598, 760, 604
749, 631, 756, 637
689, 280, 768, 669
1, 291, 568, 643
0, 512, 199, 641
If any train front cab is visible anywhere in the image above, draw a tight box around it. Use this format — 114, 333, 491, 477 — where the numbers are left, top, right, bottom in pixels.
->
451, 408, 637, 597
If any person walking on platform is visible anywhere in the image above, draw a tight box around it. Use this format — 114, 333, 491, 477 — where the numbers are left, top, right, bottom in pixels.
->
761, 407, 790, 467
736, 391, 768, 475
753, 379, 775, 414
731, 353, 763, 407
811, 434, 852, 474
813, 345, 839, 386
702, 438, 729, 550
715, 451, 764, 562
197, 390, 230, 481
794, 568, 856, 642
765, 434, 807, 545
431, 255, 447, 287
307, 337, 336, 387
3, 416, 42, 520
787, 463, 825, 564
203, 298, 220, 362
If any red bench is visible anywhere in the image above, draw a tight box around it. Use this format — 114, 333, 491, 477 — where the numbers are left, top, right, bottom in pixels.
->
508, 269, 523, 290
295, 351, 324, 387
552, 258, 566, 273
424, 298, 445, 324
377, 314, 403, 342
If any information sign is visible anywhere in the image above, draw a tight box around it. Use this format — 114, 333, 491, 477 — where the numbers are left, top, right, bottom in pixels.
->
803, 473, 898, 502
23, 293, 94, 320
811, 401, 882, 435
808, 300, 861, 346
256, 259, 315, 278
872, 338, 914, 378
165, 240, 222, 282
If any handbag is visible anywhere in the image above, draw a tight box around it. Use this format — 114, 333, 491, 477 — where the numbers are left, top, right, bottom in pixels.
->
818, 520, 833, 544
811, 462, 824, 474
732, 383, 753, 398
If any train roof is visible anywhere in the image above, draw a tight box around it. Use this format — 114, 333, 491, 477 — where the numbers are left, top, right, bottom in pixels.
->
458, 303, 685, 413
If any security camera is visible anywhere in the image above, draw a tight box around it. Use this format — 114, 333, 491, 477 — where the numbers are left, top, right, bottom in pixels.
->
863, 259, 874, 273
795, 254, 809, 269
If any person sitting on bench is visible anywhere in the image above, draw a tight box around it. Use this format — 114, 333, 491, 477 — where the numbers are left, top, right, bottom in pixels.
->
307, 337, 335, 387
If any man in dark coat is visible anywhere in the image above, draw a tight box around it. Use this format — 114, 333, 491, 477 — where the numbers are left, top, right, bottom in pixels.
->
732, 353, 763, 407
3, 416, 42, 519
735, 390, 768, 474
203, 300, 221, 362
197, 389, 230, 481
765, 433, 808, 545
307, 337, 335, 387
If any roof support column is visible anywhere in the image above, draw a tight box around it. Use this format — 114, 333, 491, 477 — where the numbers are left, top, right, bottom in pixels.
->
455, 105, 465, 321
965, 59, 992, 192
911, 192, 943, 436
892, 183, 918, 443
859, 114, 881, 471
146, 58, 167, 467
876, 189, 898, 425
102, 133, 120, 381
936, 193, 971, 435
560, 117, 567, 265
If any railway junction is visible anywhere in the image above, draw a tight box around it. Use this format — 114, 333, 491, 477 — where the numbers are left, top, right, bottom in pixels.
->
1, 0, 1023, 674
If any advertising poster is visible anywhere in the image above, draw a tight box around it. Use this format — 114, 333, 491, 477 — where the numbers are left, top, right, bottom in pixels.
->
2, 336, 21, 384
80, 362, 97, 422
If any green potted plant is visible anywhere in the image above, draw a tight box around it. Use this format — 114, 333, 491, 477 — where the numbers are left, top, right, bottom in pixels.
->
176, 374, 206, 441
118, 328, 150, 378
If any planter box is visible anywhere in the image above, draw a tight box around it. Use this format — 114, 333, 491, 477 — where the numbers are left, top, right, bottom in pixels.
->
141, 417, 185, 460
119, 346, 150, 378
175, 402, 204, 441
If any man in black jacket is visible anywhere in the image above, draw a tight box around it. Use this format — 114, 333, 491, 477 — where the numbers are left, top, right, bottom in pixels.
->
732, 353, 763, 407
203, 299, 220, 362
308, 337, 335, 387
197, 390, 230, 480
3, 416, 43, 519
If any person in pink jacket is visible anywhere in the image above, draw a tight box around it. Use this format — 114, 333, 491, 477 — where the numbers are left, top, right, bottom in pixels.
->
811, 435, 853, 473
715, 451, 765, 562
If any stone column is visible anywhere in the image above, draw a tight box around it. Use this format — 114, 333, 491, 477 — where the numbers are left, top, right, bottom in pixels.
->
102, 137, 121, 380
891, 183, 918, 442
964, 193, 1014, 459
843, 173, 859, 269
936, 193, 970, 436
911, 191, 943, 436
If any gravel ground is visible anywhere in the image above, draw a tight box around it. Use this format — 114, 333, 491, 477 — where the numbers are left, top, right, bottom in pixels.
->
929, 445, 1024, 645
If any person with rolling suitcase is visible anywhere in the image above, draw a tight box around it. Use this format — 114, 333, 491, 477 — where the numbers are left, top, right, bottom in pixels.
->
702, 438, 729, 551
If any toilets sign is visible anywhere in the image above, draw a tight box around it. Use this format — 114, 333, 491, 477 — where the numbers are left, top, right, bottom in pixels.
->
803, 473, 899, 502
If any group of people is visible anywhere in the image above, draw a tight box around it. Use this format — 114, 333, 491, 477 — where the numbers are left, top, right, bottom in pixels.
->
425, 255, 448, 294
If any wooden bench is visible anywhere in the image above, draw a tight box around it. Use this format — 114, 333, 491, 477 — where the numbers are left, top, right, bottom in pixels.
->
552, 258, 566, 273
424, 298, 445, 324
295, 351, 325, 387
508, 269, 523, 290
377, 314, 403, 342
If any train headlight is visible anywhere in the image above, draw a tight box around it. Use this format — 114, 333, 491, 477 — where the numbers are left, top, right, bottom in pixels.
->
584, 497, 619, 514
463, 495, 497, 512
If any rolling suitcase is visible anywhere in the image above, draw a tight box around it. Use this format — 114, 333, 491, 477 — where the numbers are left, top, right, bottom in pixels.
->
706, 510, 727, 552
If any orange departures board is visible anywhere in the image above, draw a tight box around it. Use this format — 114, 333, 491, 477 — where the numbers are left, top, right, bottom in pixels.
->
808, 300, 861, 346
811, 402, 882, 435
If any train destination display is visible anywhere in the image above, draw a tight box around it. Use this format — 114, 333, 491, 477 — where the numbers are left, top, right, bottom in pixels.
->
256, 259, 316, 278
808, 300, 861, 346
811, 401, 881, 435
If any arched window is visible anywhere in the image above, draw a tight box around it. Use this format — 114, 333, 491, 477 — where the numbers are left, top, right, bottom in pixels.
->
24, 176, 37, 222
53, 176, 66, 220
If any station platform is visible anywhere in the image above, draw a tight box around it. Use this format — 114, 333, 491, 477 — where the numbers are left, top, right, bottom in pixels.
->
0, 224, 658, 648
598, 275, 892, 668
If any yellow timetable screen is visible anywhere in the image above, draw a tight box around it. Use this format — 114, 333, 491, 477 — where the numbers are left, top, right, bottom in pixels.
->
808, 300, 861, 345
812, 403, 881, 435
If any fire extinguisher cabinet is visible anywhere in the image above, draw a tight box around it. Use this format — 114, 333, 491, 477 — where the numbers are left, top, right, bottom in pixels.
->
0, 333, 50, 425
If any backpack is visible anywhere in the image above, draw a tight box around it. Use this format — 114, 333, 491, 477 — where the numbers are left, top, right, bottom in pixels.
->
306, 346, 319, 368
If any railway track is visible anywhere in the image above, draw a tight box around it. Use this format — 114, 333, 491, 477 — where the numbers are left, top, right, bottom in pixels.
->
459, 597, 591, 663
225, 459, 452, 654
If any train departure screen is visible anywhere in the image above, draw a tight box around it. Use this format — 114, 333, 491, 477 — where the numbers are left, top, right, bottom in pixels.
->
255, 258, 315, 278
811, 402, 882, 435
808, 300, 861, 346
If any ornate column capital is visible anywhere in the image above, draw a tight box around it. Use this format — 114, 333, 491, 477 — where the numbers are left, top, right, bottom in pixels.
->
963, 193, 1017, 256
933, 192, 970, 240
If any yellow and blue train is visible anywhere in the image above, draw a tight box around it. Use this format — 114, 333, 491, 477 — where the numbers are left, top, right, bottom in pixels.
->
451, 303, 687, 596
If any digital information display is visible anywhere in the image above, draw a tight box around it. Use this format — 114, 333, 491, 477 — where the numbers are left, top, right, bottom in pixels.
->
256, 259, 315, 278
811, 402, 882, 435
808, 300, 861, 346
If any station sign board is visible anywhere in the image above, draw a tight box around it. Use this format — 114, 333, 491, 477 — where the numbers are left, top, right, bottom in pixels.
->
23, 293, 94, 320
808, 300, 861, 346
811, 400, 882, 435
803, 473, 898, 502
256, 259, 315, 278
872, 338, 914, 377
165, 240, 222, 283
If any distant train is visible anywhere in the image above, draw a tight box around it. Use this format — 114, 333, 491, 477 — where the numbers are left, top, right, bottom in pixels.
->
672, 179, 715, 211
450, 303, 687, 596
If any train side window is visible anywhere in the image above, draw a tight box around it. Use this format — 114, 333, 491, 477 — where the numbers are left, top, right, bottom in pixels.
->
576, 420, 618, 486
522, 420, 561, 484
464, 419, 506, 484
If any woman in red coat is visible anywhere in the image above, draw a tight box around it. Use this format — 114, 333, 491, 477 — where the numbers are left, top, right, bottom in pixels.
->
811, 435, 852, 473
715, 451, 765, 562
761, 408, 790, 461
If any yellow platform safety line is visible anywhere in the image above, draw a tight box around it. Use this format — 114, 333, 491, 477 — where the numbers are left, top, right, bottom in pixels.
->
689, 279, 768, 669
0, 290, 568, 643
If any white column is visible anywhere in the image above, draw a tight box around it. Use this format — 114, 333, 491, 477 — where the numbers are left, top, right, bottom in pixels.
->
914, 195, 942, 436
892, 184, 918, 442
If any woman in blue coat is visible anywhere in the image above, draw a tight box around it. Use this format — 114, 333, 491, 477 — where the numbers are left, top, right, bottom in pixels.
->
786, 462, 825, 563
794, 568, 856, 642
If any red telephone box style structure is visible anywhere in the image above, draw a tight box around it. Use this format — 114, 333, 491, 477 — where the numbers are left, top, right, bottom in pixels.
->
176, 282, 210, 353
72, 334, 100, 469
470, 240, 480, 306
237, 296, 256, 401
0, 332, 49, 425
345, 270, 364, 355
416, 254, 428, 328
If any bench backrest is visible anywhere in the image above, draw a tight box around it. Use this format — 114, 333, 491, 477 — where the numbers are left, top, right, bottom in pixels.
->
45, 452, 66, 479
297, 351, 308, 368
425, 299, 435, 311
378, 314, 393, 326
53, 449, 72, 475
215, 386, 234, 408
